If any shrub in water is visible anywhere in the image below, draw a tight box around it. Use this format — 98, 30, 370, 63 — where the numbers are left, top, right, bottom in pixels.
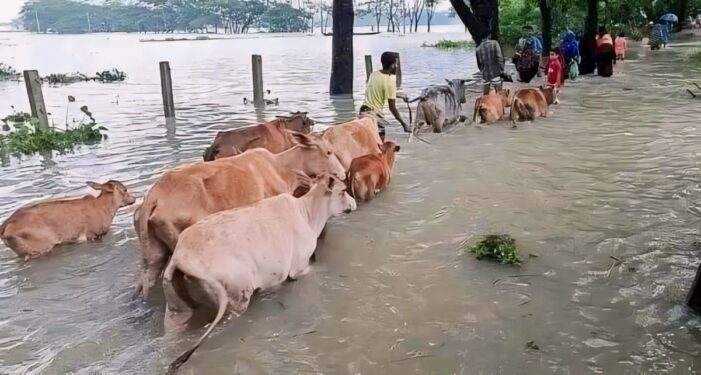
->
424, 39, 475, 49
468, 234, 521, 265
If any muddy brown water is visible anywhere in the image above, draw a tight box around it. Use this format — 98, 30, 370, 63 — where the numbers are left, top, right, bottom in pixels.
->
1, 28, 700, 374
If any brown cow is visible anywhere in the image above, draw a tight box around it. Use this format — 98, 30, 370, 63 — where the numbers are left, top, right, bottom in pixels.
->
202, 112, 314, 161
509, 88, 549, 123
135, 132, 345, 299
347, 141, 400, 202
539, 85, 559, 105
313, 113, 383, 171
473, 89, 511, 124
0, 181, 135, 260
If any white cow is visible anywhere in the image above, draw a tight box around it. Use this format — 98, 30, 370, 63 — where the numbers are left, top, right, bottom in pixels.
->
162, 175, 356, 374
412, 79, 469, 133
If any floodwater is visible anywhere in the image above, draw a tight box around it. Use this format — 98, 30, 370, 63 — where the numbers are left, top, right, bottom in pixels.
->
1, 26, 701, 374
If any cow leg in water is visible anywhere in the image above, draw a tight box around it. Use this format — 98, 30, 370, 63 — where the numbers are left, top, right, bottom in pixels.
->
433, 110, 446, 133
139, 228, 171, 299
312, 225, 329, 261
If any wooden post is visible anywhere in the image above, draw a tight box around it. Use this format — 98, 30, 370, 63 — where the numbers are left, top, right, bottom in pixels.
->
688, 262, 701, 313
364, 55, 373, 81
252, 55, 264, 104
391, 52, 402, 88
159, 61, 175, 118
23, 70, 48, 129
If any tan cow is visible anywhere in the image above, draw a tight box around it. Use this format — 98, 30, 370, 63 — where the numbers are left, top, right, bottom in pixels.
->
202, 112, 314, 161
0, 181, 135, 259
347, 141, 400, 202
473, 89, 511, 124
135, 132, 344, 299
314, 113, 382, 171
509, 88, 549, 123
163, 175, 356, 374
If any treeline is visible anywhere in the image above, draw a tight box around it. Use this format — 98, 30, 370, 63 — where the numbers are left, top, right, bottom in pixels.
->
19, 0, 315, 34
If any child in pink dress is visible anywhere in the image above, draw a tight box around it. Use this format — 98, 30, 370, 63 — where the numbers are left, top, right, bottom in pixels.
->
615, 32, 628, 60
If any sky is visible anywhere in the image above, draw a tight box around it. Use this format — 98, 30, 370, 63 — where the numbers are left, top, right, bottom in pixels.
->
0, 0, 25, 23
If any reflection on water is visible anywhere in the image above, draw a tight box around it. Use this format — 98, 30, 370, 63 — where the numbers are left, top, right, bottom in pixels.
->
0, 28, 700, 374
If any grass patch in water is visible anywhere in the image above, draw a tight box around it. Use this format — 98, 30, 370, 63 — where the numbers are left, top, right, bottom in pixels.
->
422, 39, 475, 49
689, 50, 701, 64
468, 233, 521, 265
0, 108, 106, 156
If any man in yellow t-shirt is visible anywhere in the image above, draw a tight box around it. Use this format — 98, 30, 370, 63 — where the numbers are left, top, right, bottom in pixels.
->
359, 52, 410, 140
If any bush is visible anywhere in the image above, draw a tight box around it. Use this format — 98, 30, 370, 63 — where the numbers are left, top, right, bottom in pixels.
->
468, 234, 521, 265
0, 63, 20, 80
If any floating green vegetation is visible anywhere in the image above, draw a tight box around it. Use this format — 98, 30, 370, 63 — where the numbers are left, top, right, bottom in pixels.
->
423, 39, 475, 49
0, 105, 106, 157
45, 69, 127, 85
468, 233, 521, 265
689, 50, 701, 64
0, 63, 20, 80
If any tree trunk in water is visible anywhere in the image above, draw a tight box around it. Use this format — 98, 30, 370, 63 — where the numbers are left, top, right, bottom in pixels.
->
688, 262, 701, 314
539, 0, 552, 56
448, 0, 497, 45
580, 0, 598, 75
677, 0, 689, 31
330, 0, 354, 95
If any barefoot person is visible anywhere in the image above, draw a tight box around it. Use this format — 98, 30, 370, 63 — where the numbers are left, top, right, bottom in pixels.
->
359, 52, 410, 140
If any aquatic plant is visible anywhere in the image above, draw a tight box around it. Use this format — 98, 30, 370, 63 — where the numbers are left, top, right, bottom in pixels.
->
0, 105, 106, 156
423, 39, 475, 49
0, 63, 20, 80
468, 233, 521, 265
95, 69, 126, 83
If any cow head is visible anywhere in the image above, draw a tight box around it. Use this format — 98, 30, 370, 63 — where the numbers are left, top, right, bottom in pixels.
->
87, 180, 136, 207
310, 174, 356, 216
286, 131, 346, 182
539, 85, 559, 105
276, 111, 314, 134
379, 141, 400, 169
446, 79, 468, 104
498, 89, 511, 107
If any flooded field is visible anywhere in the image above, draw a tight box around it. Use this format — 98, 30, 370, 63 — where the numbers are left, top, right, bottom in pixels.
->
1, 27, 701, 374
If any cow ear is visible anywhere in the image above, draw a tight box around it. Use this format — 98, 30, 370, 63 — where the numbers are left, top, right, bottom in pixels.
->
87, 181, 113, 192
445, 79, 451, 85
290, 131, 314, 148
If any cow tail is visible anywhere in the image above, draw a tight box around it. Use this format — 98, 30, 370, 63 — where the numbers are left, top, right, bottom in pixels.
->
166, 278, 228, 375
348, 170, 357, 199
509, 97, 520, 125
472, 97, 482, 123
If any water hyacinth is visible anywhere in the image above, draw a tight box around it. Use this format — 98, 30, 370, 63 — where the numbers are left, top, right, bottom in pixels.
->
468, 233, 521, 265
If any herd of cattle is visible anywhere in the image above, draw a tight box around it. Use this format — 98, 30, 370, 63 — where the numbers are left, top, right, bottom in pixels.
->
0, 79, 559, 373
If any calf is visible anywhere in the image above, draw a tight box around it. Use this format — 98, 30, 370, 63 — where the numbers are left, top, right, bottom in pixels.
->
413, 79, 468, 133
313, 113, 383, 171
509, 88, 549, 123
473, 89, 511, 124
347, 141, 400, 202
203, 112, 314, 161
163, 175, 356, 374
0, 181, 135, 259
135, 132, 344, 299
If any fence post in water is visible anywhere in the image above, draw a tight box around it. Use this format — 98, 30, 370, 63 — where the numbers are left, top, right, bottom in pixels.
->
23, 70, 48, 130
252, 54, 264, 105
688, 262, 701, 313
392, 52, 402, 88
364, 55, 373, 81
159, 61, 175, 118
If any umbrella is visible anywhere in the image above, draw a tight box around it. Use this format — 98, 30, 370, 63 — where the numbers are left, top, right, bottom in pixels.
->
660, 13, 678, 23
